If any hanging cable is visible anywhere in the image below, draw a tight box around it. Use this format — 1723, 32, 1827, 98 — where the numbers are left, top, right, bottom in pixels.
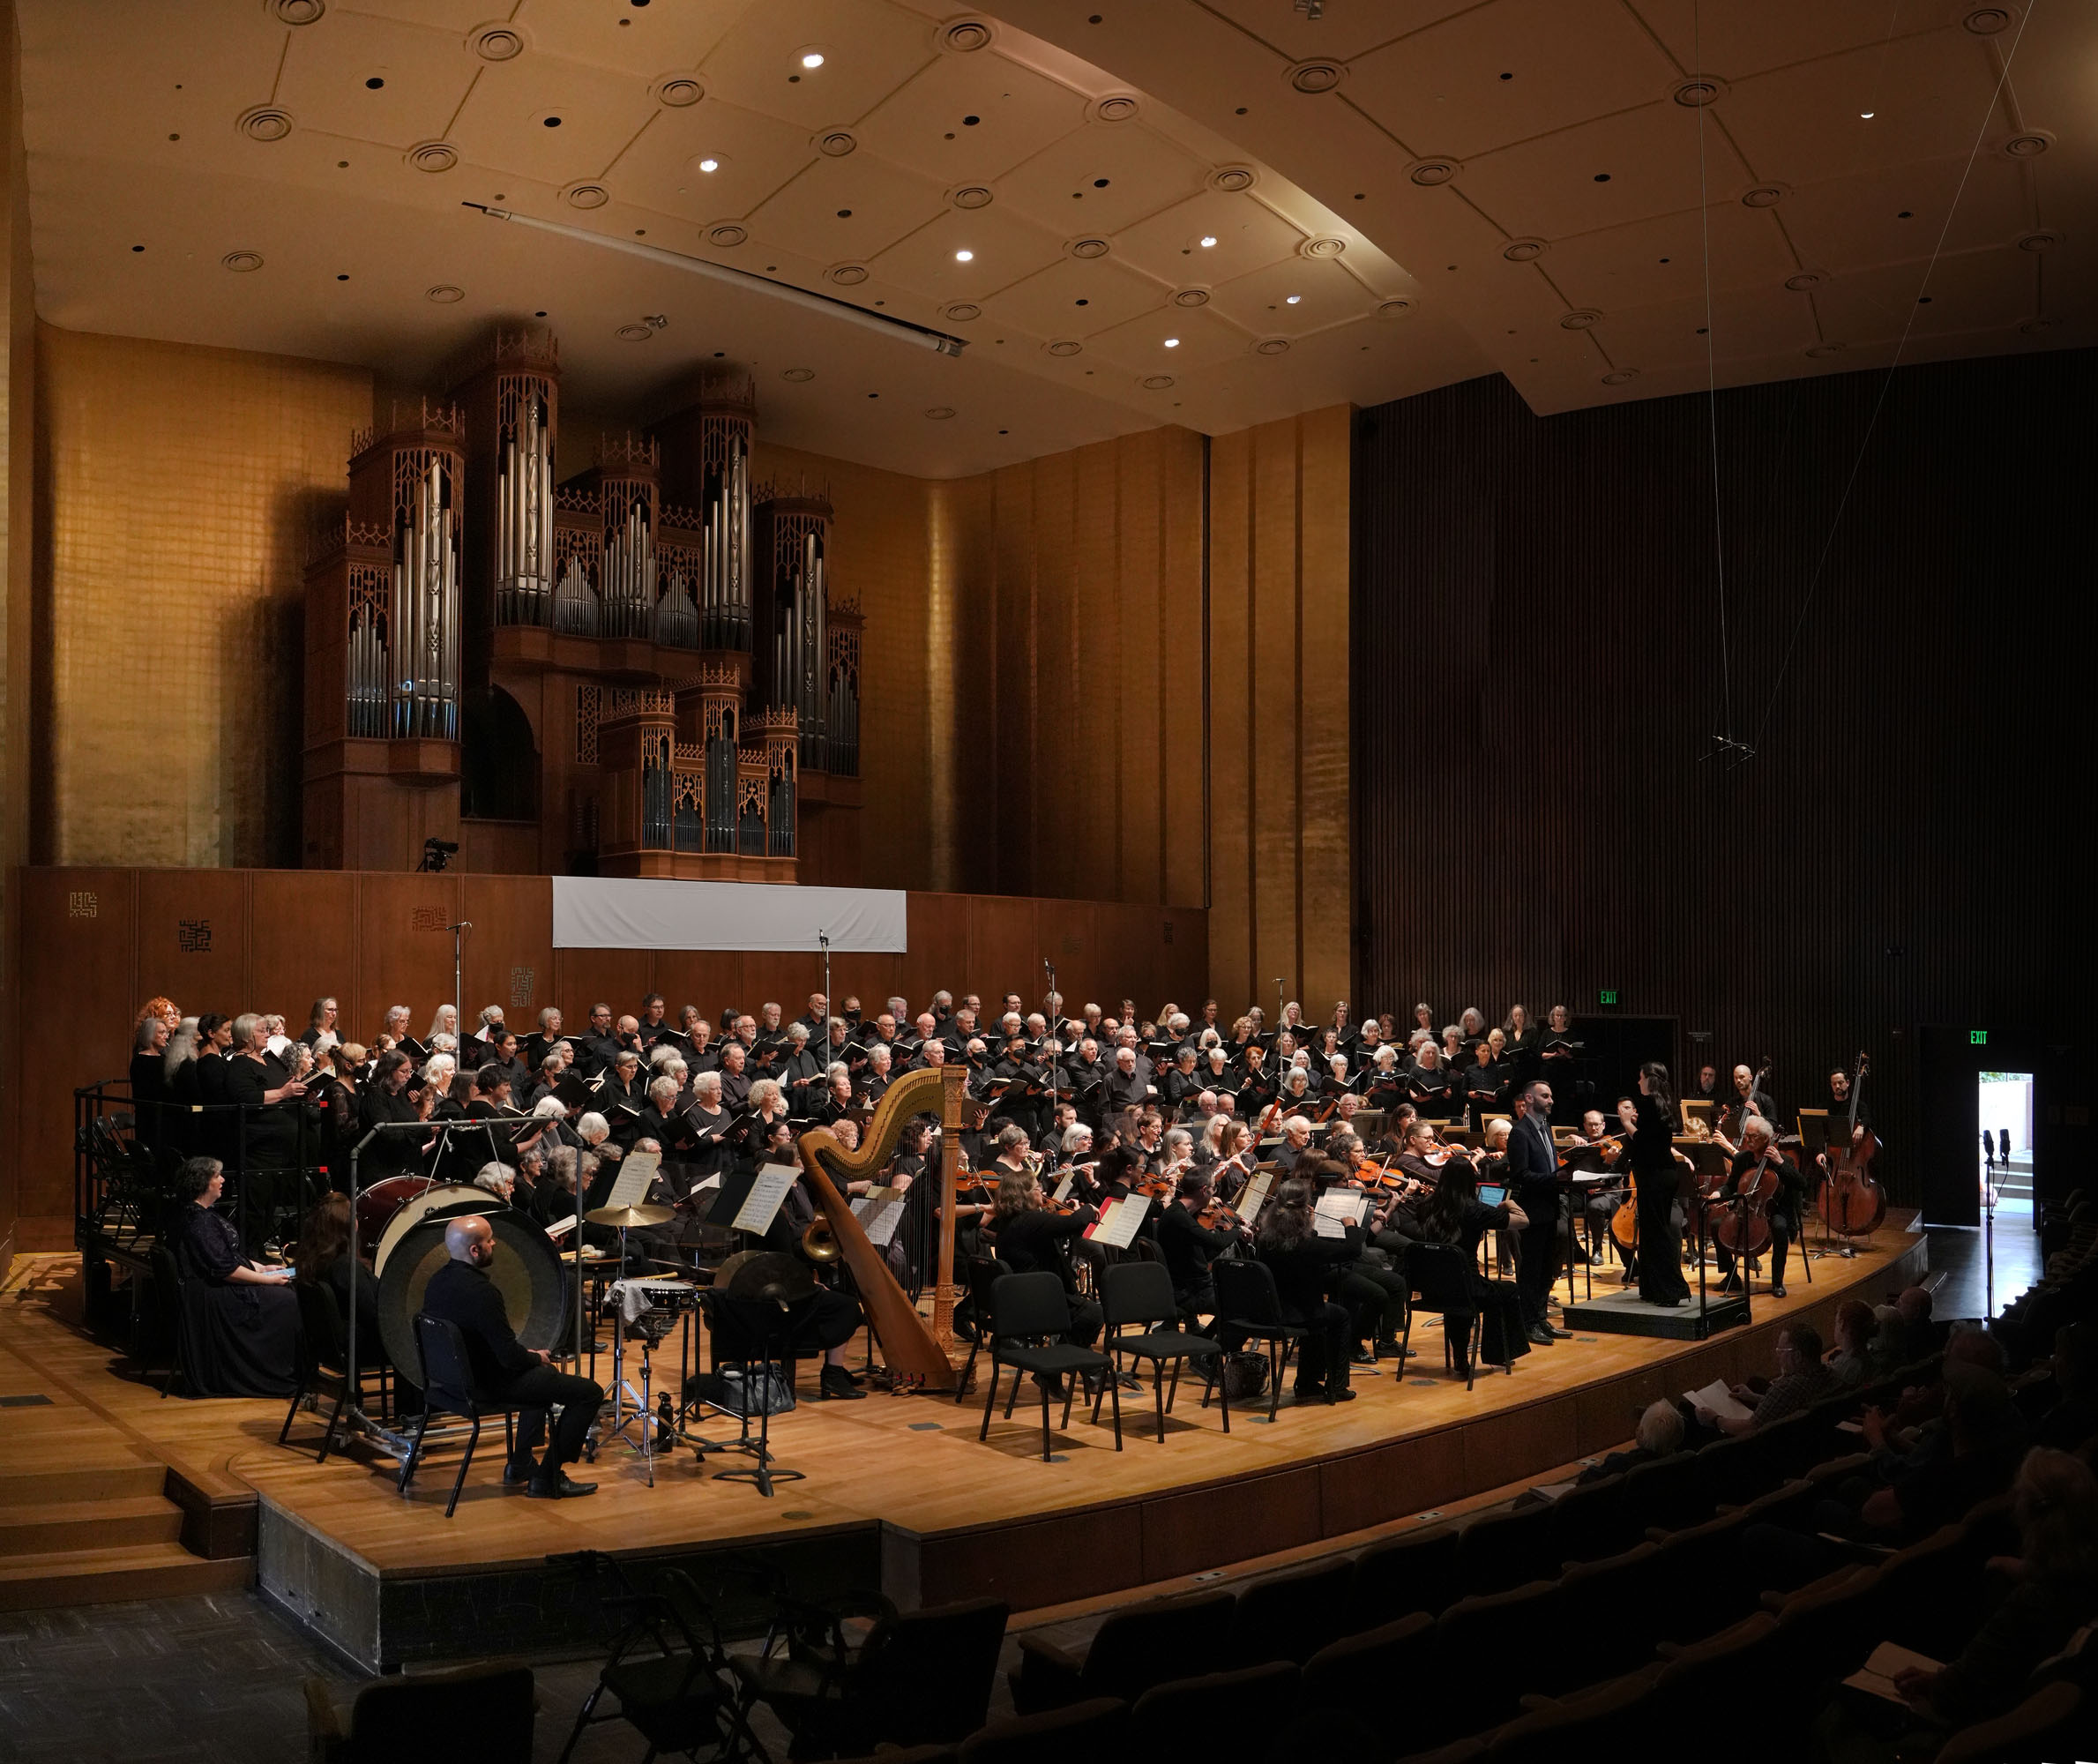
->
1746, 2, 2038, 753
1691, 0, 1743, 764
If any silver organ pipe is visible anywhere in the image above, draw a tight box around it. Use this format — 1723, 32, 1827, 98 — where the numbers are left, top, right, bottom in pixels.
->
392, 454, 460, 739
497, 387, 552, 624
347, 566, 388, 738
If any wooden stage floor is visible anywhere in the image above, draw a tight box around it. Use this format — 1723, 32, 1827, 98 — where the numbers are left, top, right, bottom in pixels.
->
5, 1219, 1928, 1668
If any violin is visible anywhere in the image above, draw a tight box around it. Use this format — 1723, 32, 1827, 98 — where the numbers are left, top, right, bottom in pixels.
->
1196, 1198, 1243, 1230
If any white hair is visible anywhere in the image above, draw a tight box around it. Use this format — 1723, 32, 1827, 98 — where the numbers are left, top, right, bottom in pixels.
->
532, 1096, 565, 1119
473, 1162, 512, 1196
694, 1072, 722, 1099
422, 1053, 456, 1083
576, 1111, 610, 1145
649, 1074, 680, 1103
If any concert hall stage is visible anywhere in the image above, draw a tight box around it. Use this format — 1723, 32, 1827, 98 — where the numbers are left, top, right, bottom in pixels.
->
4, 1217, 1927, 1672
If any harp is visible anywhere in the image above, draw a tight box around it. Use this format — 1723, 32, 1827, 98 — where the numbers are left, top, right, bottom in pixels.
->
795, 1064, 964, 1391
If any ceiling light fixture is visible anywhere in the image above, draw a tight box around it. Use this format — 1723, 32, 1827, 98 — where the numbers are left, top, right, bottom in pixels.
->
1163, 337, 1180, 348
698, 157, 719, 172
954, 249, 974, 262
1199, 235, 1218, 248
462, 201, 967, 355
801, 50, 825, 69
1860, 110, 1874, 119
1285, 294, 1302, 304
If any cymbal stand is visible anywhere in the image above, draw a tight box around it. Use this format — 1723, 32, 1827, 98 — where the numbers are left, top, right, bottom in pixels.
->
596, 1225, 663, 1486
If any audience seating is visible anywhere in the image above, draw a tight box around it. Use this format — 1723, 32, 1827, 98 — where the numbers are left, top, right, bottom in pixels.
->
1298, 1611, 1432, 1723
1936, 1681, 2083, 1764
1453, 1500, 1556, 1596
306, 1659, 534, 1763
1128, 1660, 1299, 1763
955, 1698, 1126, 1764
1008, 1588, 1235, 1715
1348, 1524, 1460, 1632
1223, 1557, 1355, 1668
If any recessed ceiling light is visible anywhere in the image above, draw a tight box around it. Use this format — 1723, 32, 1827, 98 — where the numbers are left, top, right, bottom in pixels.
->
1199, 235, 1218, 248
1285, 294, 1302, 304
954, 249, 974, 262
1163, 337, 1180, 348
698, 157, 719, 172
801, 50, 825, 69
1860, 111, 1874, 119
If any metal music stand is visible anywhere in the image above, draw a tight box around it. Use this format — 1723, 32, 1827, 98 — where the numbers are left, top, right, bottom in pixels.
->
704, 1289, 815, 1498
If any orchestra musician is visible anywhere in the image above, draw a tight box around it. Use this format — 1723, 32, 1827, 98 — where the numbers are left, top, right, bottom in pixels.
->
1252, 1177, 1357, 1405
1712, 1114, 1807, 1297
1155, 1167, 1243, 1335
1504, 1083, 1568, 1345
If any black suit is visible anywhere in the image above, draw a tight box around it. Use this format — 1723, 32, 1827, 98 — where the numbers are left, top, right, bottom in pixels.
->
420, 1258, 602, 1474
1504, 1113, 1563, 1329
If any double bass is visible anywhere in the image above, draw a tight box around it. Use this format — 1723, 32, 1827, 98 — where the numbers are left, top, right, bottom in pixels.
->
1818, 1050, 1885, 1237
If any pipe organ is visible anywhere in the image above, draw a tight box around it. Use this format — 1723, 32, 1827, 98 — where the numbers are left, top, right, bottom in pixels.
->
300, 328, 862, 879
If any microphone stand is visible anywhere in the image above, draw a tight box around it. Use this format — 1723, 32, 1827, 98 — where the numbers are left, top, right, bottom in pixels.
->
818, 930, 831, 1029
446, 922, 472, 1042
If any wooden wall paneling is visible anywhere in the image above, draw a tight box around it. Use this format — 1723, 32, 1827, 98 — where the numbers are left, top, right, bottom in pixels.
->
1141, 1465, 1322, 1583
1161, 905, 1211, 1012
250, 870, 360, 1039
1160, 429, 1206, 909
1206, 431, 1252, 1008
19, 867, 137, 1222
1462, 1400, 1579, 1491
648, 953, 744, 1024
900, 893, 970, 1008
1251, 419, 1303, 1009
742, 951, 825, 1018
1034, 897, 1093, 1018
1112, 430, 1160, 906
966, 894, 1040, 1006
1351, 357, 2094, 1189
991, 466, 1034, 897
1318, 1426, 1470, 1531
1297, 406, 1352, 1014
913, 1506, 1145, 1612
134, 866, 249, 1021
354, 873, 467, 1028
555, 949, 654, 1023
1034, 446, 1079, 901
460, 875, 553, 1028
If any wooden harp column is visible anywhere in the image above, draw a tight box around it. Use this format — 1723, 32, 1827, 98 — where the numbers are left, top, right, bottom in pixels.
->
794, 1064, 967, 1391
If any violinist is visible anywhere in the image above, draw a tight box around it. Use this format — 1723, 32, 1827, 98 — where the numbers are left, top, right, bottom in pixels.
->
982, 1170, 1102, 1355
1156, 1168, 1243, 1334
1415, 1155, 1531, 1368
1252, 1178, 1357, 1405
1713, 1115, 1806, 1297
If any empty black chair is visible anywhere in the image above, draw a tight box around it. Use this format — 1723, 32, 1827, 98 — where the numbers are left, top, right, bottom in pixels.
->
1403, 1245, 1490, 1387
1348, 1524, 1460, 1630
1094, 1260, 1215, 1442
1425, 1580, 1557, 1744
281, 1277, 388, 1462
977, 1271, 1120, 1460
1544, 1470, 1627, 1566
1475, 1664, 1656, 1764
1545, 1542, 1666, 1693
1205, 1258, 1307, 1425
1129, 1661, 1299, 1764
734, 1596, 1008, 1758
954, 1255, 1012, 1406
1455, 1502, 1556, 1597
958, 1697, 1127, 1764
1692, 1431, 1771, 1509
1618, 1450, 1706, 1536
398, 1313, 519, 1518
1300, 1611, 1432, 1722
1225, 1557, 1355, 1668
1011, 1588, 1236, 1714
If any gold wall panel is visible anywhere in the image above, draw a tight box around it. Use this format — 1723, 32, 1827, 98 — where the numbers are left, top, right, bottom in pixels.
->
935, 425, 1207, 909
1205, 406, 1353, 1022
0, 0, 32, 1263
35, 326, 373, 869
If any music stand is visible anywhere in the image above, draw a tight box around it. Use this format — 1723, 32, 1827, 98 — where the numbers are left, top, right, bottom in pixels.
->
702, 1289, 816, 1498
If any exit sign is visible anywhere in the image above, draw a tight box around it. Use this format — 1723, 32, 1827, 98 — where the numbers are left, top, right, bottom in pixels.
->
1970, 1029, 1989, 1046
1598, 989, 1619, 1006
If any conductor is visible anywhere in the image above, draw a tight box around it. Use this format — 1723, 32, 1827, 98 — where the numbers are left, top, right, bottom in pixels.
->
421, 1215, 605, 1500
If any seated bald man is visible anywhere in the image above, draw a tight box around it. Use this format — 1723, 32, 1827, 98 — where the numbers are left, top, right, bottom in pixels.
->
420, 1214, 605, 1500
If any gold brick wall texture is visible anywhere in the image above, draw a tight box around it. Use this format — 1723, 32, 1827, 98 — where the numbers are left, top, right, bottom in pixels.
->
35, 325, 372, 868
1206, 404, 1353, 1020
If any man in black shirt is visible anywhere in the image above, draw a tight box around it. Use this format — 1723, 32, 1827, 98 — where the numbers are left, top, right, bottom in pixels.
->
1156, 1169, 1238, 1334
419, 1215, 603, 1499
575, 1004, 622, 1080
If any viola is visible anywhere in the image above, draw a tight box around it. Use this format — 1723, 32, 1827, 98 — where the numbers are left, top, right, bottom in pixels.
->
1818, 1050, 1886, 1237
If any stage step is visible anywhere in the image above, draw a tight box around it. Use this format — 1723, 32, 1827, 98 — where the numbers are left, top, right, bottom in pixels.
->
0, 1542, 250, 1612
0, 1494, 186, 1557
0, 1461, 168, 1506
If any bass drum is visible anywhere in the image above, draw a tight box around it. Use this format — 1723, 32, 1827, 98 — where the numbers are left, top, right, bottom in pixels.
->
355, 1174, 437, 1244
376, 1210, 566, 1383
373, 1182, 496, 1274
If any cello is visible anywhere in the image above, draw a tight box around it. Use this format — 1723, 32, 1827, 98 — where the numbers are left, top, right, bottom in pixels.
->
1712, 1140, 1785, 1258
1818, 1050, 1885, 1237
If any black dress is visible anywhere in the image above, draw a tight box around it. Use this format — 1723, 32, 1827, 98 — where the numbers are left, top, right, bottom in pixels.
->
1422, 1200, 1531, 1367
167, 1205, 301, 1397
1631, 1092, 1690, 1305
130, 1050, 168, 1155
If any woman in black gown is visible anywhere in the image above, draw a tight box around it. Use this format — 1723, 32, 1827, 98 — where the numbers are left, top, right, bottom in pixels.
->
1631, 1062, 1690, 1307
129, 1016, 170, 1158
1416, 1156, 1531, 1368
163, 1156, 301, 1397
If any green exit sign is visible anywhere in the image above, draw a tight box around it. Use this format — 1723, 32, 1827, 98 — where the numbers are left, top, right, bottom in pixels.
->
1598, 989, 1619, 1006
1970, 1029, 1988, 1046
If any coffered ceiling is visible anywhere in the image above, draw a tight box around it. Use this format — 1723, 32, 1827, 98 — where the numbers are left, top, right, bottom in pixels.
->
15, 0, 2090, 475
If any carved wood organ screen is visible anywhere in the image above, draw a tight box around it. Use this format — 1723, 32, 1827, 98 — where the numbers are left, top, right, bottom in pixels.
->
301, 327, 862, 879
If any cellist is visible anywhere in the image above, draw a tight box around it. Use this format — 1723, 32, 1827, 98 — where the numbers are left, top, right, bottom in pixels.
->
1713, 1115, 1808, 1297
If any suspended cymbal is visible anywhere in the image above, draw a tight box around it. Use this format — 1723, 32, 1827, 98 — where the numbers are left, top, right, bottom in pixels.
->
585, 1202, 674, 1228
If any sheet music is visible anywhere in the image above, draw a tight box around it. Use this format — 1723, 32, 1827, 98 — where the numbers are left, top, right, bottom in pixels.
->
1685, 1378, 1752, 1422
1051, 1171, 1077, 1203
851, 1185, 907, 1248
543, 1214, 579, 1239
1313, 1190, 1370, 1238
1084, 1192, 1152, 1249
1236, 1170, 1273, 1228
606, 1149, 661, 1210
733, 1161, 802, 1235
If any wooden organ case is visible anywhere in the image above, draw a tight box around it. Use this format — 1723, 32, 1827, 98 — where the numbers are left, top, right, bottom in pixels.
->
298, 329, 863, 879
